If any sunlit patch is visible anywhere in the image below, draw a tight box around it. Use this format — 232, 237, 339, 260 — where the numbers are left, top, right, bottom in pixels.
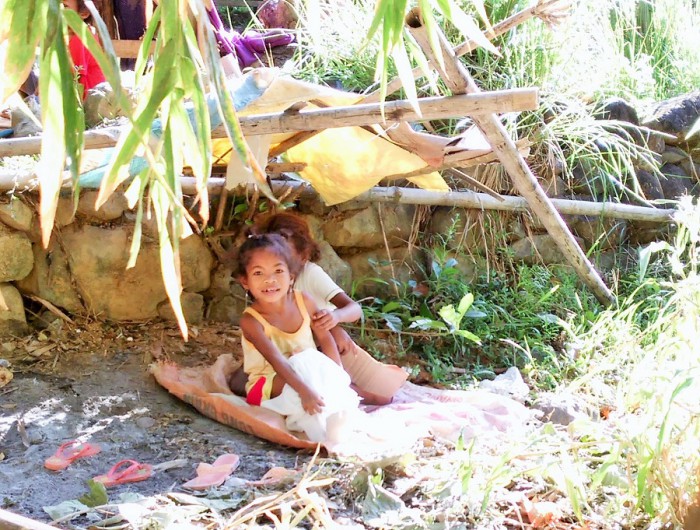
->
78, 404, 150, 439
80, 393, 140, 418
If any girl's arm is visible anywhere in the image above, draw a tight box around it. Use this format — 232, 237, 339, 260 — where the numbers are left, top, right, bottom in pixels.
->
303, 293, 342, 366
240, 313, 324, 414
312, 291, 362, 331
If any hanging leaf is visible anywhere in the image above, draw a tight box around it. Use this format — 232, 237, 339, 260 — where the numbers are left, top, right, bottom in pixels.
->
0, 0, 48, 102
38, 1, 84, 248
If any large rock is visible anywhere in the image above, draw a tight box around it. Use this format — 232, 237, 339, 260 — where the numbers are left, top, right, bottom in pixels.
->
83, 82, 134, 128
346, 246, 425, 298
323, 204, 415, 249
0, 284, 28, 336
509, 234, 586, 265
158, 292, 205, 325
58, 225, 214, 320
643, 91, 700, 145
569, 215, 626, 252
0, 198, 34, 232
428, 207, 489, 254
15, 241, 84, 313
635, 169, 665, 200
662, 146, 689, 165
532, 391, 599, 426
316, 241, 352, 292
207, 288, 247, 325
659, 164, 695, 199
595, 97, 639, 124
0, 224, 34, 282
77, 191, 128, 221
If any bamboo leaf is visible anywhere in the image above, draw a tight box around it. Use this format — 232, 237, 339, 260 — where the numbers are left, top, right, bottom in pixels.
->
96, 39, 178, 207
152, 179, 188, 341
443, 0, 498, 55
390, 38, 420, 114
0, 0, 47, 102
135, 4, 161, 84
38, 2, 84, 247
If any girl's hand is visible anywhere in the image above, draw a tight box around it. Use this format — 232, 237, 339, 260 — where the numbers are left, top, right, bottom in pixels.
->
312, 309, 339, 331
333, 328, 355, 356
300, 388, 325, 415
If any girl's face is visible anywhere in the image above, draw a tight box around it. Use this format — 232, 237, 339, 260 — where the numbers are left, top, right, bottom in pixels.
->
240, 249, 293, 303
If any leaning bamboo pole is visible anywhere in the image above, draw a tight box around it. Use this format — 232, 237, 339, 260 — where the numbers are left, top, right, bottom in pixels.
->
179, 178, 676, 223
0, 90, 537, 158
405, 8, 615, 305
272, 0, 570, 156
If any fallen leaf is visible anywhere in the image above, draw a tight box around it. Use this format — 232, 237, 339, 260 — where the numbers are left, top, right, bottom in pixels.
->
0, 366, 13, 388
250, 466, 298, 487
520, 497, 564, 528
78, 479, 109, 507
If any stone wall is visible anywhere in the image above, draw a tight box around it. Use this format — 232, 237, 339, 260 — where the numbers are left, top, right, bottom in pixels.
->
1, 92, 699, 336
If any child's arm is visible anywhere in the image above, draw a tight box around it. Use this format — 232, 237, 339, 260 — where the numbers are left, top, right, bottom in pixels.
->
302, 294, 342, 366
240, 313, 324, 414
312, 292, 362, 331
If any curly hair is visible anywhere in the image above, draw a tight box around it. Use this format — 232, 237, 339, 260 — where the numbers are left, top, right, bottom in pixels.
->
264, 212, 321, 263
235, 231, 301, 279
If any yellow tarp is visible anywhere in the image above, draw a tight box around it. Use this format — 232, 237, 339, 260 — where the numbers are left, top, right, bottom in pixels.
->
212, 69, 448, 205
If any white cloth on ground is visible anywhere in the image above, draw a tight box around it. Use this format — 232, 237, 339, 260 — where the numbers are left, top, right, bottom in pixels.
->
260, 348, 360, 442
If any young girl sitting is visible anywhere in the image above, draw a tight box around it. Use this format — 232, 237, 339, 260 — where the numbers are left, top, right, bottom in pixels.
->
236, 232, 360, 442
264, 212, 407, 405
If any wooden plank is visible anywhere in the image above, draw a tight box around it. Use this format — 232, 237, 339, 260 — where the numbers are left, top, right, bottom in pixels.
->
0, 90, 539, 158
112, 40, 155, 59
406, 7, 615, 306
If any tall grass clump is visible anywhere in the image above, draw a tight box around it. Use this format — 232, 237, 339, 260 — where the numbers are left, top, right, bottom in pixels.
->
561, 196, 700, 526
460, 0, 700, 105
292, 0, 389, 92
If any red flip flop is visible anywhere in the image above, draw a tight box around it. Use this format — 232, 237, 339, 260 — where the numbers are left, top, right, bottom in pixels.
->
181, 453, 240, 490
93, 460, 153, 488
44, 440, 102, 471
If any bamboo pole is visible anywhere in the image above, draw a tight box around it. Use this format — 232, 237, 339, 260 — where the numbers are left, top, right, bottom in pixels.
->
0, 90, 538, 158
405, 8, 615, 305
179, 178, 676, 223
0, 508, 58, 530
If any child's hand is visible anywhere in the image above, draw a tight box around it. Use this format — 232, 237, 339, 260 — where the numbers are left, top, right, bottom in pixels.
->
300, 388, 325, 415
312, 309, 339, 331
334, 327, 355, 356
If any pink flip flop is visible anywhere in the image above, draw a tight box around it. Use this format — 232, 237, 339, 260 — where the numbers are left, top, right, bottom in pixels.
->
44, 440, 102, 471
93, 460, 153, 487
182, 453, 240, 490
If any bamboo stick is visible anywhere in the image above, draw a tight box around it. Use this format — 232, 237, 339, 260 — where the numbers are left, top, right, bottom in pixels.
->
0, 90, 538, 158
179, 179, 676, 223
406, 8, 615, 305
0, 508, 58, 530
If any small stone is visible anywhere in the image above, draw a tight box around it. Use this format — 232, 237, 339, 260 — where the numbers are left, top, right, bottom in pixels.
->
0, 198, 34, 232
135, 417, 156, 429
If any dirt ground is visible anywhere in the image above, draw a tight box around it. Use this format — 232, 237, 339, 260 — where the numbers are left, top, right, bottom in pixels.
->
0, 317, 308, 525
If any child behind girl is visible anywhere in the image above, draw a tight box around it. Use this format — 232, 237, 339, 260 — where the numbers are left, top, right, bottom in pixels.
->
264, 212, 408, 405
236, 232, 359, 442
63, 0, 106, 98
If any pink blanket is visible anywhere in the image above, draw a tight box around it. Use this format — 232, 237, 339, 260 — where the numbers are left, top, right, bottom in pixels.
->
151, 354, 532, 457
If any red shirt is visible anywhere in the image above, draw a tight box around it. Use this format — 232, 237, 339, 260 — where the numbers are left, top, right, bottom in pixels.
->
68, 28, 106, 98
